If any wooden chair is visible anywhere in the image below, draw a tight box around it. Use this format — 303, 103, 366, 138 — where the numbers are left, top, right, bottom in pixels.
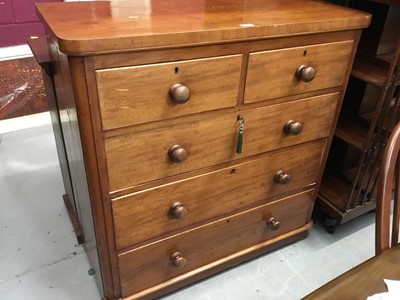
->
303, 122, 400, 299
376, 121, 400, 255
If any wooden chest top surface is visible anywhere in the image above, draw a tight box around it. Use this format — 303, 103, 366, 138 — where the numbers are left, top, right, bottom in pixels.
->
36, 0, 370, 54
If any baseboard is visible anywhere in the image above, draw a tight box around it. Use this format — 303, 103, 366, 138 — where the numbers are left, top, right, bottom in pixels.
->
0, 44, 33, 61
0, 112, 51, 134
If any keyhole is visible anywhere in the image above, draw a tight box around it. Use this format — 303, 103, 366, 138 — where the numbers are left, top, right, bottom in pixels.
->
303, 50, 307, 57
175, 67, 179, 74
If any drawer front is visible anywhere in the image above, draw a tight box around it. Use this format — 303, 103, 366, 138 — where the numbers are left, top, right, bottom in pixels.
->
113, 140, 325, 250
96, 55, 242, 130
244, 41, 353, 103
118, 189, 313, 297
105, 93, 338, 192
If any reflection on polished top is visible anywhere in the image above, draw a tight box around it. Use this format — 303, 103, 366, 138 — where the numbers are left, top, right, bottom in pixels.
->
36, 0, 371, 54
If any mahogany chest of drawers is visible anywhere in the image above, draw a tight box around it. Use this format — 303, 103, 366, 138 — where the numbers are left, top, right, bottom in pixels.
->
34, 1, 370, 299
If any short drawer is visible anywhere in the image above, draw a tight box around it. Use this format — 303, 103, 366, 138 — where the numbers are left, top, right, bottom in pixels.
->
244, 40, 353, 103
105, 93, 338, 192
95, 55, 242, 130
118, 189, 313, 297
112, 140, 325, 250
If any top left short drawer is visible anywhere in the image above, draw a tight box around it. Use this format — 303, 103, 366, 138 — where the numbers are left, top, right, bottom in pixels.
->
95, 55, 242, 130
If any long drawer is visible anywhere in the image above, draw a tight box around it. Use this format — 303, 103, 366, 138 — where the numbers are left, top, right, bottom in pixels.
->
105, 93, 338, 192
112, 140, 325, 250
96, 55, 242, 130
118, 189, 313, 297
244, 41, 353, 103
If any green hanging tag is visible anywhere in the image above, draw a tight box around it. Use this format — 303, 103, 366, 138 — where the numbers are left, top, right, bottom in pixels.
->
236, 117, 245, 154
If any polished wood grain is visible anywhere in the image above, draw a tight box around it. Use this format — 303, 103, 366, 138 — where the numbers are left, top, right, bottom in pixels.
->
35, 0, 371, 298
112, 140, 324, 250
245, 41, 353, 103
302, 244, 400, 300
27, 36, 51, 75
105, 93, 338, 192
35, 0, 370, 55
44, 48, 113, 297
92, 30, 360, 71
118, 189, 313, 297
66, 56, 115, 298
96, 55, 241, 130
126, 227, 311, 300
376, 122, 400, 254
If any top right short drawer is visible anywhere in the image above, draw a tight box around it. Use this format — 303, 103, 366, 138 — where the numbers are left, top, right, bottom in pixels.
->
244, 41, 354, 104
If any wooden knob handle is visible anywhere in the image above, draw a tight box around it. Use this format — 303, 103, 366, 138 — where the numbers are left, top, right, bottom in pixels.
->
296, 65, 316, 82
170, 202, 188, 219
274, 170, 291, 185
267, 217, 281, 231
169, 83, 191, 104
168, 144, 188, 163
284, 120, 303, 135
170, 252, 187, 268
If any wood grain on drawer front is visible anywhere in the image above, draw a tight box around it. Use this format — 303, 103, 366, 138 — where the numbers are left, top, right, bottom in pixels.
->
118, 189, 313, 297
244, 41, 354, 103
105, 93, 338, 192
95, 55, 242, 130
113, 140, 324, 250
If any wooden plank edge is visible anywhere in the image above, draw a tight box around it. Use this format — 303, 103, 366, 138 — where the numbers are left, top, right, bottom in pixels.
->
122, 222, 312, 300
63, 194, 85, 245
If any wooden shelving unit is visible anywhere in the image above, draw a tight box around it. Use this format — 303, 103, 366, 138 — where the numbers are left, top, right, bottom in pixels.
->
318, 0, 400, 232
335, 114, 370, 149
351, 54, 389, 87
